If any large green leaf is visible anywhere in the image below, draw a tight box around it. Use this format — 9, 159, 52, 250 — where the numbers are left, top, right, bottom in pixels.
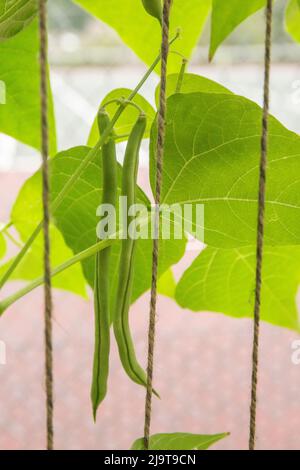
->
87, 88, 155, 146
176, 246, 300, 331
9, 168, 87, 297
0, 0, 37, 41
0, 19, 56, 153
209, 0, 266, 59
0, 78, 4, 103
0, 232, 6, 259
285, 0, 300, 43
150, 92, 300, 248
155, 72, 231, 107
0, 226, 87, 297
157, 268, 176, 299
49, 146, 186, 312
74, 0, 211, 73
131, 432, 229, 450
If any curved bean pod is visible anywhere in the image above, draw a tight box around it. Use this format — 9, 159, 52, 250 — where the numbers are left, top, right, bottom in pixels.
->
113, 114, 159, 394
91, 109, 117, 419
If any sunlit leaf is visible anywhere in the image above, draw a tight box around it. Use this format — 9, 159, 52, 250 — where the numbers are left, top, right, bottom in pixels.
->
157, 268, 176, 299
176, 246, 300, 331
0, 19, 56, 153
150, 92, 300, 248
74, 0, 211, 73
131, 432, 229, 450
209, 0, 266, 60
9, 167, 87, 297
0, 231, 6, 259
155, 72, 231, 107
285, 0, 300, 43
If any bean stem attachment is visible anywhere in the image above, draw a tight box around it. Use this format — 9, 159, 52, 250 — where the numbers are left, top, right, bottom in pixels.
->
0, 221, 13, 234
102, 99, 145, 116
175, 58, 188, 93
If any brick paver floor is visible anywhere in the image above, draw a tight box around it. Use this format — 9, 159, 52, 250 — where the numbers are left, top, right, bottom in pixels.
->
1, 173, 300, 450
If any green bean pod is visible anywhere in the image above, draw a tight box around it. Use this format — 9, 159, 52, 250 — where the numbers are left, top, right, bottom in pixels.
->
141, 0, 162, 24
113, 114, 153, 392
91, 109, 117, 419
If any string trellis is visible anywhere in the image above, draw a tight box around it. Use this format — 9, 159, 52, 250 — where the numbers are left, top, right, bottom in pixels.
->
38, 0, 54, 451
249, 0, 273, 451
143, 0, 172, 451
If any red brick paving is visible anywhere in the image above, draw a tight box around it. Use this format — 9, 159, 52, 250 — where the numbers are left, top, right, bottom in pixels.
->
0, 173, 300, 450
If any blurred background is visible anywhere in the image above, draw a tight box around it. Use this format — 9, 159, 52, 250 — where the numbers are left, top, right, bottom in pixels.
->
1, 0, 300, 170
1, 0, 300, 450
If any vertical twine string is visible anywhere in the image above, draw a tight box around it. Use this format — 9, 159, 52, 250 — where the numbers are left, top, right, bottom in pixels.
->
249, 0, 273, 451
38, 0, 54, 451
143, 0, 172, 451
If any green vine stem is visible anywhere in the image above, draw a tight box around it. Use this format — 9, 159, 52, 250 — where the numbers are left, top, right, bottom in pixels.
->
0, 221, 13, 234
0, 32, 179, 291
3, 230, 23, 248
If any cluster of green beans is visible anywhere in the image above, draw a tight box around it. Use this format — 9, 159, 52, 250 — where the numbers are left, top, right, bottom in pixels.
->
92, 107, 158, 419
91, 109, 117, 419
141, 0, 162, 24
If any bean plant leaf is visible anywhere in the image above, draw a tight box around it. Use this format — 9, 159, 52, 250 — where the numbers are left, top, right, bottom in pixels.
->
157, 268, 176, 299
209, 0, 266, 60
150, 92, 300, 248
0, 0, 37, 41
155, 72, 231, 107
87, 88, 155, 146
0, 232, 6, 259
285, 0, 300, 43
48, 146, 186, 315
131, 432, 229, 450
9, 168, 87, 297
74, 0, 211, 73
0, 227, 87, 297
0, 19, 56, 153
176, 246, 300, 331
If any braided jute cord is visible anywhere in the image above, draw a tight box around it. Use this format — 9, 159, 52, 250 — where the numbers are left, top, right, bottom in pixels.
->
144, 0, 172, 450
249, 0, 273, 451
38, 0, 54, 451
